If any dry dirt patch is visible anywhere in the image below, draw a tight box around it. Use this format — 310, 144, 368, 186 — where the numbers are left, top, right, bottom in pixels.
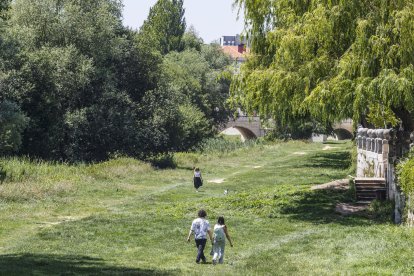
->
208, 179, 225, 184
39, 215, 88, 228
311, 179, 367, 215
311, 179, 349, 190
322, 145, 339, 151
335, 203, 368, 215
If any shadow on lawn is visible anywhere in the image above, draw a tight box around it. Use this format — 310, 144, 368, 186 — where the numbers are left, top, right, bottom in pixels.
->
303, 151, 352, 171
0, 254, 178, 275
277, 187, 391, 226
275, 149, 391, 225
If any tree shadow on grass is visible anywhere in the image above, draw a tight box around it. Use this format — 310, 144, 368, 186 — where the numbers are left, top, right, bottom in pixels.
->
276, 188, 390, 226
177, 166, 194, 171
303, 151, 352, 171
0, 254, 178, 275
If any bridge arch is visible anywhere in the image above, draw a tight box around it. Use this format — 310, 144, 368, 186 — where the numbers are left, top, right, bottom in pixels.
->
333, 128, 353, 140
221, 126, 258, 141
222, 116, 264, 140
332, 119, 354, 140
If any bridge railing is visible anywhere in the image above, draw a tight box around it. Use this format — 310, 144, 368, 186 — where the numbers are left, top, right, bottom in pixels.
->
229, 116, 260, 122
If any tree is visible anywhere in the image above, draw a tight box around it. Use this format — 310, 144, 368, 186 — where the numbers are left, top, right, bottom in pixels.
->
3, 0, 159, 161
0, 101, 28, 155
162, 44, 232, 129
137, 0, 186, 55
232, 0, 414, 131
0, 0, 233, 161
182, 26, 203, 51
0, 0, 10, 23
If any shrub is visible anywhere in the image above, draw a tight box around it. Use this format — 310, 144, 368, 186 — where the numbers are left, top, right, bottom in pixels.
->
174, 152, 200, 169
177, 104, 212, 150
194, 136, 263, 154
0, 101, 29, 155
147, 153, 177, 169
397, 149, 414, 195
367, 200, 394, 222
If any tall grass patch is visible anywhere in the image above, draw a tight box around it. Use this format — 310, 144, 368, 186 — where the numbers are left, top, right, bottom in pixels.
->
195, 137, 266, 154
0, 157, 153, 202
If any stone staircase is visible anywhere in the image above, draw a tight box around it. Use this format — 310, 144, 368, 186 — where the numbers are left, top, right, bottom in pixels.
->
354, 177, 386, 203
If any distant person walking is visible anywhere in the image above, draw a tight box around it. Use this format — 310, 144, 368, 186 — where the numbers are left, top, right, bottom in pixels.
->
212, 216, 233, 265
193, 167, 203, 192
187, 209, 213, 264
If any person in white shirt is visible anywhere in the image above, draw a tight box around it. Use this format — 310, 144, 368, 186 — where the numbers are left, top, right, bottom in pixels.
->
193, 167, 203, 192
187, 209, 213, 263
212, 216, 233, 264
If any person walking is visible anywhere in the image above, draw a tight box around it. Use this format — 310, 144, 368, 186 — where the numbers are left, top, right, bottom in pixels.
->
193, 167, 203, 192
187, 209, 213, 264
212, 216, 233, 265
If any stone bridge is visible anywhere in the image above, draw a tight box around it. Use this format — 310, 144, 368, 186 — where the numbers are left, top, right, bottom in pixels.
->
333, 119, 354, 140
222, 117, 354, 141
221, 116, 266, 141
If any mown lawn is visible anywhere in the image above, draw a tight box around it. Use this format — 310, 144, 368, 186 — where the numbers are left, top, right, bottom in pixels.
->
1, 140, 414, 275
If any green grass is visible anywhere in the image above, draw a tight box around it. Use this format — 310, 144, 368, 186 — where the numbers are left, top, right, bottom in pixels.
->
0, 141, 412, 275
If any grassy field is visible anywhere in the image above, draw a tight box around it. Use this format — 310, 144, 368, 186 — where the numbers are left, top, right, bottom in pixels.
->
0, 140, 413, 275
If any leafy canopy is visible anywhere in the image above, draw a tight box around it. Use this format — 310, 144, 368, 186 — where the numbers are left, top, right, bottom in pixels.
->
138, 0, 186, 55
233, 0, 414, 130
0, 0, 233, 161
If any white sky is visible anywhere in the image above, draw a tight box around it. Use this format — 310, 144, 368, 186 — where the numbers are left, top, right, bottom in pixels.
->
122, 0, 245, 43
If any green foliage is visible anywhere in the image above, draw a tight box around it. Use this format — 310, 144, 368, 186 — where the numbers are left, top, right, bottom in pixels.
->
0, 0, 10, 22
366, 103, 399, 128
2, 0, 144, 161
146, 153, 177, 169
161, 46, 233, 130
0, 0, 232, 162
0, 101, 28, 155
233, 0, 414, 131
63, 91, 143, 162
195, 136, 264, 153
0, 0, 165, 161
137, 0, 186, 55
367, 200, 394, 222
201, 43, 233, 70
181, 26, 203, 51
397, 148, 414, 194
177, 104, 212, 150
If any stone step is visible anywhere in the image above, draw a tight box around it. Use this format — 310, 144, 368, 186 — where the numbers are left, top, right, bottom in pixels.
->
355, 186, 385, 191
354, 177, 386, 184
354, 177, 387, 202
356, 200, 372, 205
357, 193, 377, 197
357, 196, 377, 201
356, 190, 382, 194
355, 182, 386, 187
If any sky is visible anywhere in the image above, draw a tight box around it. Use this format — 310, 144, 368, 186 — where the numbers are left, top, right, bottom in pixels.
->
122, 0, 245, 44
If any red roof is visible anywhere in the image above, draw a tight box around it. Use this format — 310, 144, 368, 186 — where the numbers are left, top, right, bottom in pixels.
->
221, 46, 250, 60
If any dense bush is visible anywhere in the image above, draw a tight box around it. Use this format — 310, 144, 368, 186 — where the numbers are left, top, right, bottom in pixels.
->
146, 153, 177, 169
195, 136, 264, 154
0, 0, 233, 162
0, 101, 28, 155
397, 149, 414, 195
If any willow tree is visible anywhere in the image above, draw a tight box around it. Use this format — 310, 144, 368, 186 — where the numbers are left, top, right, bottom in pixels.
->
232, 0, 414, 131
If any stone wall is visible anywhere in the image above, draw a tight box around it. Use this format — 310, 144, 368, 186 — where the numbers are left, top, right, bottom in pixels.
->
356, 127, 411, 223
357, 128, 392, 177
